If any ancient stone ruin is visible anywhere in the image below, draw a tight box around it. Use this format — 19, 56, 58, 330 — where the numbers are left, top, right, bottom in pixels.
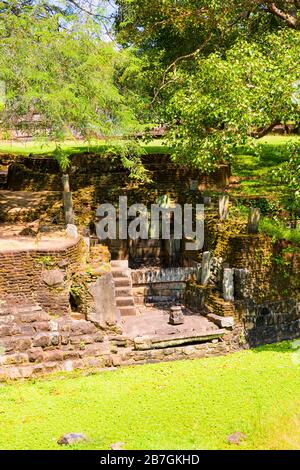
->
0, 151, 299, 379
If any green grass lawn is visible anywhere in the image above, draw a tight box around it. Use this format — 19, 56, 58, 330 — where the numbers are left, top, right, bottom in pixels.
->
0, 340, 299, 450
0, 135, 297, 177
0, 138, 170, 157
231, 135, 300, 197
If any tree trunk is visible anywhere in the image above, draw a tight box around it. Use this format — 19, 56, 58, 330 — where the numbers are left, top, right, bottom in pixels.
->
62, 174, 75, 225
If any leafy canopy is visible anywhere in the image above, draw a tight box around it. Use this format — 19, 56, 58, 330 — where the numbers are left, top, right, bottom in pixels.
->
0, 1, 140, 139
166, 30, 300, 171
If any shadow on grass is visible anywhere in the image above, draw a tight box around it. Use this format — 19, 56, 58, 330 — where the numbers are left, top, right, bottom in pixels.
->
3, 141, 171, 159
233, 143, 291, 176
252, 339, 298, 354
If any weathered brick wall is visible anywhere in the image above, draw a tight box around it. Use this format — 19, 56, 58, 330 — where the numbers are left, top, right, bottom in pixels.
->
184, 225, 300, 347
227, 234, 300, 302
226, 234, 300, 346
2, 154, 230, 228
0, 300, 109, 380
235, 298, 300, 347
0, 239, 121, 380
6, 154, 230, 195
0, 239, 86, 315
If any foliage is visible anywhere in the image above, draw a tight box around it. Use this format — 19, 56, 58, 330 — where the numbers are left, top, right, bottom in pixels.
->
116, 2, 300, 172
259, 217, 300, 244
35, 255, 54, 269
52, 145, 71, 172
115, 0, 300, 114
271, 143, 300, 224
115, 1, 300, 65
0, 1, 140, 140
0, 341, 299, 449
237, 198, 281, 216
166, 30, 299, 171
103, 140, 151, 181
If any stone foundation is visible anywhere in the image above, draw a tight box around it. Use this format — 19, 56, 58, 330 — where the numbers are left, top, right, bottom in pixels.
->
0, 306, 245, 380
0, 299, 108, 380
0, 238, 120, 380
0, 238, 85, 315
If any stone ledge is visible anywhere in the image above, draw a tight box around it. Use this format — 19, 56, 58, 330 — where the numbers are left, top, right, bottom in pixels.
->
134, 330, 225, 350
207, 313, 234, 329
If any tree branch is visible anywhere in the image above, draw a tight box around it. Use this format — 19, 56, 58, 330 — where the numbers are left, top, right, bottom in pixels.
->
151, 33, 212, 105
249, 121, 280, 139
67, 0, 109, 20
267, 2, 299, 29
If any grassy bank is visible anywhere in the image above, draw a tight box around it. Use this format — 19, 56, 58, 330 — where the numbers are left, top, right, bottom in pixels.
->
231, 135, 300, 197
0, 138, 169, 157
0, 340, 299, 450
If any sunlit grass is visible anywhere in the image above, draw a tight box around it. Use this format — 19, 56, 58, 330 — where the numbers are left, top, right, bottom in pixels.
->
0, 340, 299, 450
258, 135, 300, 145
259, 218, 300, 244
231, 135, 299, 197
0, 138, 171, 157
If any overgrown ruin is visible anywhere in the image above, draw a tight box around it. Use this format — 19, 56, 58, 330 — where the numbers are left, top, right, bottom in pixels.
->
0, 151, 299, 379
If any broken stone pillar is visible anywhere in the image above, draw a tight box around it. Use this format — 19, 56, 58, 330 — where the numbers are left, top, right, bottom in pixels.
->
165, 238, 181, 265
62, 174, 70, 192
247, 208, 261, 234
66, 224, 78, 239
189, 180, 198, 191
203, 196, 212, 206
234, 268, 250, 299
169, 306, 184, 325
63, 192, 75, 225
201, 251, 211, 285
87, 272, 118, 328
223, 268, 234, 301
219, 194, 230, 220
62, 174, 75, 225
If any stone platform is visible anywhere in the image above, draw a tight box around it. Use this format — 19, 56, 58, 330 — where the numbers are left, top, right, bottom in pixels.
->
120, 306, 225, 350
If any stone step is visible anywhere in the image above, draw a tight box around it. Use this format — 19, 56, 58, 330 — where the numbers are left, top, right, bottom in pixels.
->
116, 296, 135, 307
111, 260, 136, 316
119, 306, 137, 316
113, 276, 132, 287
111, 260, 129, 269
111, 268, 131, 278
115, 286, 133, 296
207, 313, 234, 329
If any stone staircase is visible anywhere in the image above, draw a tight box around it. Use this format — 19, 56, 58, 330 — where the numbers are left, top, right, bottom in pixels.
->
206, 291, 236, 317
107, 239, 128, 260
111, 259, 137, 316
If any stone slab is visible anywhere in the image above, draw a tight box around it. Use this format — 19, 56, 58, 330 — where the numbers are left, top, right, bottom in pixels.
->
207, 313, 235, 329
134, 329, 225, 350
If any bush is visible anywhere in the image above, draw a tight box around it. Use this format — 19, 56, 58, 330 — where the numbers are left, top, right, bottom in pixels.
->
259, 218, 300, 244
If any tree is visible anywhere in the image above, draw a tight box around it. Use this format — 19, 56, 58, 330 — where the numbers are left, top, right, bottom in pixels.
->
115, 1, 300, 57
165, 30, 300, 171
114, 2, 300, 172
272, 144, 300, 227
115, 1, 300, 105
0, 1, 139, 140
